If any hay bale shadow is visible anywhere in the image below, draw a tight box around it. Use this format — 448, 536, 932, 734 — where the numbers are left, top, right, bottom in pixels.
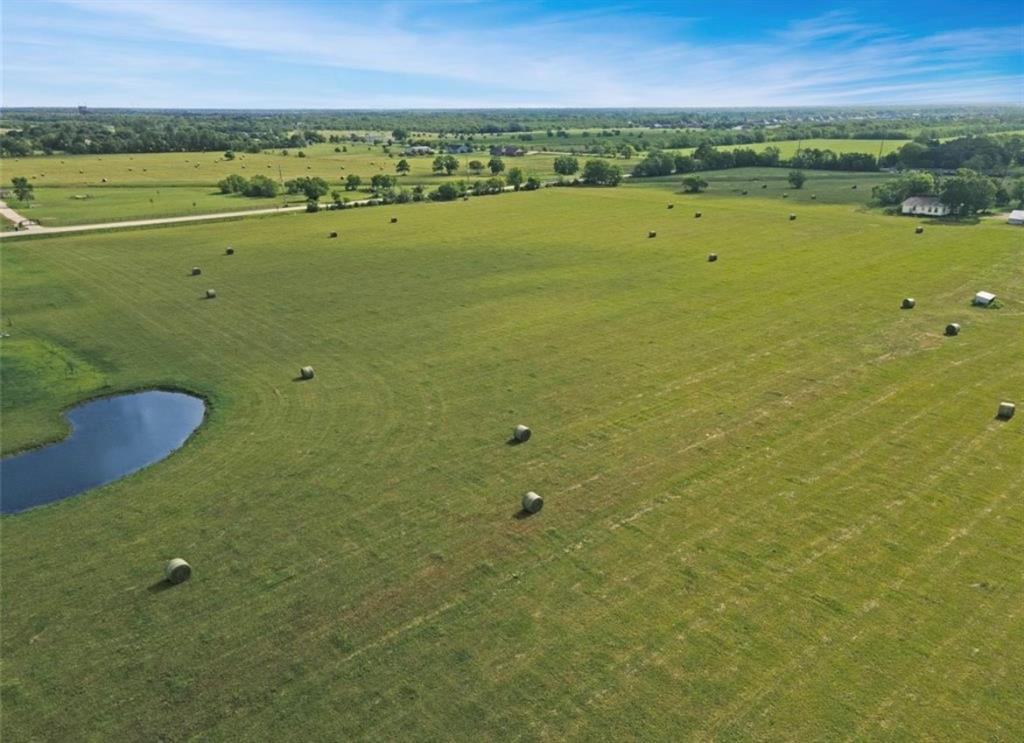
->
506, 436, 524, 446
292, 376, 309, 382
512, 509, 532, 520
147, 579, 175, 594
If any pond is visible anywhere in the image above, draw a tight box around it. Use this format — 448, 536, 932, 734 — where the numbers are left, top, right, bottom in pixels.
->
1, 390, 205, 514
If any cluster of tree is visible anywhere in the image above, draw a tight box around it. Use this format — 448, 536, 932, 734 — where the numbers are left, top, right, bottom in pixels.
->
216, 174, 280, 197
632, 144, 879, 179
581, 160, 623, 186
369, 174, 398, 193
872, 168, 1024, 216
789, 149, 876, 171
882, 135, 1024, 174
284, 176, 329, 200
0, 113, 317, 156
432, 155, 461, 175
871, 172, 940, 206
428, 174, 542, 201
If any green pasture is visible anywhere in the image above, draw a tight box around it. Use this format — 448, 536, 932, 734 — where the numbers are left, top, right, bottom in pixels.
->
1, 183, 1022, 741
2, 145, 603, 225
631, 168, 894, 205
8, 186, 308, 226
662, 138, 911, 160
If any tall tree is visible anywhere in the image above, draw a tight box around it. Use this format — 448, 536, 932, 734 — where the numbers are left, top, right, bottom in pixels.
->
940, 168, 997, 216
432, 155, 460, 175
506, 167, 524, 191
553, 155, 579, 176
11, 176, 34, 202
582, 160, 622, 186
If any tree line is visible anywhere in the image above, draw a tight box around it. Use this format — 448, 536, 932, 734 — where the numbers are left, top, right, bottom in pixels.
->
628, 134, 1024, 180
3, 107, 1022, 157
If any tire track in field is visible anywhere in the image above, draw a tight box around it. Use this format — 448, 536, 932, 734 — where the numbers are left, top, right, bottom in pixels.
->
511, 348, 1011, 733
693, 438, 1021, 739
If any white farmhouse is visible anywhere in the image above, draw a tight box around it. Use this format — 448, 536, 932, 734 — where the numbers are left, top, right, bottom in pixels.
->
901, 196, 950, 217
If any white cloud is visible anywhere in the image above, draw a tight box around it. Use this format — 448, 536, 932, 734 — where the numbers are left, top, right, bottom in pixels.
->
3, 1, 1021, 107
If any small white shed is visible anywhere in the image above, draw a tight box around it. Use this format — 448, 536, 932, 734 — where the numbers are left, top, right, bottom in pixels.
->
1007, 210, 1024, 225
973, 291, 997, 306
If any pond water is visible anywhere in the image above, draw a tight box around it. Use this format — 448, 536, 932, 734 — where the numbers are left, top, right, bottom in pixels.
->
1, 390, 205, 514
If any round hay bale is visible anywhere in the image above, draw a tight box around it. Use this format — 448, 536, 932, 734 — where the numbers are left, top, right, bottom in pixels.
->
811, 194, 817, 200
225, 247, 234, 255
300, 365, 315, 380
852, 184, 858, 190
667, 203, 674, 209
741, 190, 748, 195
391, 217, 398, 223
901, 298, 916, 309
648, 231, 657, 238
789, 213, 797, 220
191, 266, 202, 276
205, 289, 217, 299
101, 177, 108, 182
762, 184, 768, 189
329, 231, 338, 238
694, 212, 702, 218
996, 401, 1016, 420
708, 253, 718, 262
916, 226, 924, 234
782, 193, 789, 198
165, 558, 192, 584
945, 322, 960, 336
463, 196, 470, 201
522, 491, 544, 514
513, 424, 532, 442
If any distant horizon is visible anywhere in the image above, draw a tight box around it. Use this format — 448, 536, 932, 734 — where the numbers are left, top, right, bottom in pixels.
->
4, 104, 1019, 115
3, 1, 1021, 109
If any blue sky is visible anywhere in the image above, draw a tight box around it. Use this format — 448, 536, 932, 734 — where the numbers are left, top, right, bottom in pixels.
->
2, 0, 1021, 108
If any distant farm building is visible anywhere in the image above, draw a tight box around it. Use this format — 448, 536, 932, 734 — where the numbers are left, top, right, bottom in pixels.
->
490, 145, 526, 157
901, 196, 950, 217
403, 145, 435, 156
445, 144, 472, 154
1007, 210, 1024, 225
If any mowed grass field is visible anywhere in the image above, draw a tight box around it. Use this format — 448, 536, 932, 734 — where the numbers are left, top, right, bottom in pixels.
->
2, 145, 609, 226
631, 167, 894, 206
1, 183, 1022, 741
664, 138, 911, 160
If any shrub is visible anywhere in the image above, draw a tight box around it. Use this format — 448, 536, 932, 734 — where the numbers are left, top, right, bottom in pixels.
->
431, 182, 461, 201
218, 174, 249, 194
681, 176, 708, 193
244, 175, 279, 197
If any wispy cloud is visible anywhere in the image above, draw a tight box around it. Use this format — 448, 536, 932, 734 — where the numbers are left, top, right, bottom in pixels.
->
2, 1, 1021, 107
